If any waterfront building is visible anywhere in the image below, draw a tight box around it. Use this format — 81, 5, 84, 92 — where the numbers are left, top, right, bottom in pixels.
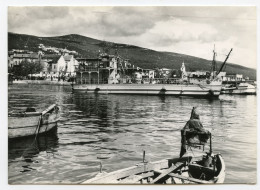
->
187, 71, 210, 78
63, 54, 79, 76
222, 74, 244, 82
161, 68, 172, 77
143, 69, 155, 79
75, 53, 154, 84
75, 54, 119, 84
12, 54, 30, 65
39, 54, 78, 79
8, 50, 79, 79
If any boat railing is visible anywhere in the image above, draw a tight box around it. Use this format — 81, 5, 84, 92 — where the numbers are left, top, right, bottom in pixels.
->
75, 78, 196, 85
76, 78, 108, 84
75, 67, 99, 72
148, 78, 184, 84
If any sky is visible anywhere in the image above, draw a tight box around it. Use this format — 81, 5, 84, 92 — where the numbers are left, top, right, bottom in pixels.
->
8, 6, 257, 69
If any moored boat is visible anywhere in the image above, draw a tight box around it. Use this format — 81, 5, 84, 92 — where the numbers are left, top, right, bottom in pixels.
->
72, 48, 232, 98
221, 82, 256, 95
72, 80, 222, 97
8, 104, 59, 139
82, 131, 225, 184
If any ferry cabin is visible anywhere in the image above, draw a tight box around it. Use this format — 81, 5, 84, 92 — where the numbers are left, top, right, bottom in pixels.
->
75, 55, 119, 84
75, 55, 155, 85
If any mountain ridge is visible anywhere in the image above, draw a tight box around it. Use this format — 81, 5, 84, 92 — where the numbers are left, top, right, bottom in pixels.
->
8, 32, 256, 80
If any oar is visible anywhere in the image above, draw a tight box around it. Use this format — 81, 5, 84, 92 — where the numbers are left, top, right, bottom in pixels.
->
150, 163, 185, 184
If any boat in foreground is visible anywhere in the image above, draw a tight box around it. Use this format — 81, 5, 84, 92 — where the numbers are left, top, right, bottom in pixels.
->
82, 131, 225, 184
83, 154, 225, 184
8, 104, 59, 139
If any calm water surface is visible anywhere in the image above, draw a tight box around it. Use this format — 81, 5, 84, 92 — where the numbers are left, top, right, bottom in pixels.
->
8, 84, 257, 184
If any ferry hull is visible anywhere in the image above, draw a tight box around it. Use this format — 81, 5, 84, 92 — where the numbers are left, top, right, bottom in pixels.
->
72, 84, 222, 97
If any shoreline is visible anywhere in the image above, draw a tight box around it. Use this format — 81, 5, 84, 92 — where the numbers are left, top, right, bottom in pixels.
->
11, 80, 72, 86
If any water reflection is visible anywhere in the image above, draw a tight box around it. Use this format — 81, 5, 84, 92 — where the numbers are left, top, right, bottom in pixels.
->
9, 128, 59, 161
158, 95, 166, 103
8, 85, 257, 184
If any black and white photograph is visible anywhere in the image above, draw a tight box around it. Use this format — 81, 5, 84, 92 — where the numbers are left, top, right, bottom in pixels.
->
3, 1, 258, 187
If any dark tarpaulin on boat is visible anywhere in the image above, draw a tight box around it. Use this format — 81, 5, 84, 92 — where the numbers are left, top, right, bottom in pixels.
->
179, 107, 210, 157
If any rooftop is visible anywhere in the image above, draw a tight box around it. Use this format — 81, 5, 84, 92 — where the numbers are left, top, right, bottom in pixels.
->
64, 55, 73, 61
13, 54, 30, 58
76, 58, 101, 61
43, 54, 61, 59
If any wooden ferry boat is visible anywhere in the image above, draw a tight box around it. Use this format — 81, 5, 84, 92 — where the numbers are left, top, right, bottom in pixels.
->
8, 104, 59, 139
72, 81, 223, 97
72, 48, 232, 98
82, 131, 225, 184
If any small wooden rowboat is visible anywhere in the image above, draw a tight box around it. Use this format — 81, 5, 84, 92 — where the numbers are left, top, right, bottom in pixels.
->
8, 104, 59, 139
83, 153, 225, 184
83, 131, 225, 184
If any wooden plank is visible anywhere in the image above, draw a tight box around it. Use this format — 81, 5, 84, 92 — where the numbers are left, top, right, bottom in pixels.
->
118, 172, 154, 184
150, 163, 184, 184
82, 165, 148, 184
42, 104, 57, 115
82, 157, 192, 184
168, 173, 212, 184
83, 160, 169, 184
153, 162, 184, 174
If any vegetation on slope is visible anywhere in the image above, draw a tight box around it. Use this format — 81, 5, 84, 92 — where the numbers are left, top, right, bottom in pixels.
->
8, 32, 256, 80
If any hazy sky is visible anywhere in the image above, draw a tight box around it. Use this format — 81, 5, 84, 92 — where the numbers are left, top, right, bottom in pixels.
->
8, 6, 257, 69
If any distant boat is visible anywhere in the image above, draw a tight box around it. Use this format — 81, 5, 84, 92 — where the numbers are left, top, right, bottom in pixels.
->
221, 82, 256, 95
82, 131, 225, 184
8, 104, 59, 139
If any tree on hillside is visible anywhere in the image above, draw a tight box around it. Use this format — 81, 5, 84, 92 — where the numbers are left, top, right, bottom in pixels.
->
169, 69, 182, 78
100, 41, 113, 54
154, 68, 163, 78
14, 60, 43, 78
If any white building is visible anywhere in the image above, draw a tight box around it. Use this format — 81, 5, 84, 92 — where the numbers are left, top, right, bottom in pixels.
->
222, 74, 244, 82
62, 54, 79, 76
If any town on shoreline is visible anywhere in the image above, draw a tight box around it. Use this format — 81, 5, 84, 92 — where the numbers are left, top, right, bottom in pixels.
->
8, 44, 255, 87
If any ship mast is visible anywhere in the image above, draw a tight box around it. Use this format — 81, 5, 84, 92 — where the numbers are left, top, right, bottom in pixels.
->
211, 44, 217, 79
217, 48, 233, 75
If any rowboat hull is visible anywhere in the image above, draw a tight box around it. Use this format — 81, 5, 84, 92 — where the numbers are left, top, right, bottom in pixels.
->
8, 116, 58, 139
8, 104, 59, 139
82, 153, 225, 184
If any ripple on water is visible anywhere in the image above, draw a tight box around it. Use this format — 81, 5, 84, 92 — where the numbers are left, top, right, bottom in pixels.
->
8, 85, 257, 184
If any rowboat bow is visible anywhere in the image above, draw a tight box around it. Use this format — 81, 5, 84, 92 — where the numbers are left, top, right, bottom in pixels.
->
8, 104, 59, 139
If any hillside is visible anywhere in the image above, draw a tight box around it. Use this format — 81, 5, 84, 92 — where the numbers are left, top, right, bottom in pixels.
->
8, 32, 256, 80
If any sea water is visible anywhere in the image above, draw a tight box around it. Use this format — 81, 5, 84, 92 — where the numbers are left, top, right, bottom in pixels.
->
8, 84, 257, 184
